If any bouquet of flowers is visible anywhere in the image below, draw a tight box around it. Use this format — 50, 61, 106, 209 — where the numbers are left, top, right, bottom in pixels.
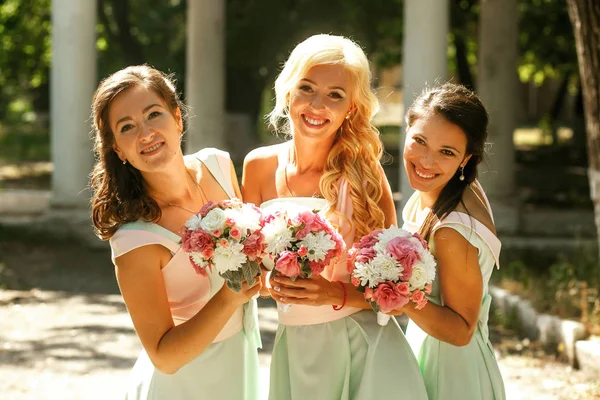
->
262, 206, 345, 312
181, 199, 266, 292
347, 226, 436, 325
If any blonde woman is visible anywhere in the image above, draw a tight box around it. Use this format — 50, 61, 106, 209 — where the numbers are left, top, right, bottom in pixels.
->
243, 34, 427, 400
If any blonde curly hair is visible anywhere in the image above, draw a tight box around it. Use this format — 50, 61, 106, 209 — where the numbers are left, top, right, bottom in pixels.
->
268, 34, 385, 239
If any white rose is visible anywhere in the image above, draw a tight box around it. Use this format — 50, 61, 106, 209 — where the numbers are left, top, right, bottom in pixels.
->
408, 263, 432, 290
185, 214, 202, 230
199, 208, 227, 233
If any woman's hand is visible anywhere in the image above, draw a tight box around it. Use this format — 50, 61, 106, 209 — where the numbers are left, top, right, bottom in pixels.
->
258, 267, 272, 298
216, 278, 262, 308
269, 274, 344, 306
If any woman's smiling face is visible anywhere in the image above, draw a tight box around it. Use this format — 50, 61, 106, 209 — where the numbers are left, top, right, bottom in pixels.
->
403, 113, 471, 194
109, 85, 182, 172
287, 64, 353, 142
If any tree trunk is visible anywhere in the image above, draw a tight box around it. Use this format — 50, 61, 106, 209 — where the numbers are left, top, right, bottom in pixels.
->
566, 0, 600, 255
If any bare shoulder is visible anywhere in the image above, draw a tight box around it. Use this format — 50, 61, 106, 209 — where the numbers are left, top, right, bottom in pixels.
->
244, 143, 286, 166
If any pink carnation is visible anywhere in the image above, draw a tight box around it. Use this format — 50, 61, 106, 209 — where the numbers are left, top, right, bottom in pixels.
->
308, 260, 326, 276
356, 247, 377, 263
413, 232, 429, 249
182, 229, 214, 253
356, 230, 382, 249
201, 247, 215, 259
372, 282, 410, 313
386, 237, 420, 269
243, 232, 265, 261
275, 251, 301, 277
365, 286, 374, 300
190, 257, 208, 277
199, 201, 218, 217
351, 276, 361, 287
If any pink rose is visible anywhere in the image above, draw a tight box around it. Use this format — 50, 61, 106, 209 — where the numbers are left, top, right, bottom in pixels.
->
212, 229, 222, 237
229, 227, 241, 240
275, 251, 301, 277
372, 282, 410, 313
243, 232, 265, 261
294, 211, 317, 239
411, 290, 425, 303
226, 218, 236, 227
415, 298, 428, 310
218, 238, 229, 248
424, 283, 433, 295
386, 237, 419, 269
297, 245, 308, 257
201, 247, 214, 259
182, 229, 213, 253
396, 282, 410, 296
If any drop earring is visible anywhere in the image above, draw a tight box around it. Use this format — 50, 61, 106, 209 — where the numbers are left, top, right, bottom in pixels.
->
123, 159, 127, 165
459, 166, 465, 181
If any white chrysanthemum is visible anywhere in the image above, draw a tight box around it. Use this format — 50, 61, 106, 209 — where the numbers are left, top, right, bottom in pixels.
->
374, 226, 412, 253
298, 231, 336, 262
263, 217, 293, 255
353, 262, 385, 288
185, 214, 202, 230
200, 208, 227, 233
411, 248, 437, 288
212, 240, 247, 274
190, 252, 209, 267
370, 253, 403, 282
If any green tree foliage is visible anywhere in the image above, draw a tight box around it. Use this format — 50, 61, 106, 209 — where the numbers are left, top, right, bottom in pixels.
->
0, 0, 51, 121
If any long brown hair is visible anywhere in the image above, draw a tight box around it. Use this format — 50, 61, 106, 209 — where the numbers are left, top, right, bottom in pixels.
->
406, 83, 489, 241
268, 34, 385, 238
89, 65, 186, 240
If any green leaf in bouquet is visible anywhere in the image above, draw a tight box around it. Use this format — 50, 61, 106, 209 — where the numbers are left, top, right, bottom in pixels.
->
356, 285, 366, 293
300, 260, 312, 278
242, 260, 260, 286
221, 270, 243, 292
370, 301, 380, 313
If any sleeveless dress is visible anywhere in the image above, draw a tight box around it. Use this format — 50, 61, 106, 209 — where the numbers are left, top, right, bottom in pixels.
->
402, 180, 506, 400
261, 180, 428, 400
109, 148, 261, 400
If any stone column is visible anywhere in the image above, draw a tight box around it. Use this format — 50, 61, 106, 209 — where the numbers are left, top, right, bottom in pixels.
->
477, 0, 519, 234
185, 0, 226, 153
399, 0, 449, 214
50, 0, 97, 208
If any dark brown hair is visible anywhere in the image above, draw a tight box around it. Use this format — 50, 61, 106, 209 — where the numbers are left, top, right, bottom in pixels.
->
406, 83, 489, 241
89, 65, 186, 240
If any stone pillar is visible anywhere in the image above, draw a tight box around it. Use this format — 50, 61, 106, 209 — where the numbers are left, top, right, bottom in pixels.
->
477, 0, 519, 234
50, 0, 97, 208
399, 0, 450, 215
185, 0, 226, 153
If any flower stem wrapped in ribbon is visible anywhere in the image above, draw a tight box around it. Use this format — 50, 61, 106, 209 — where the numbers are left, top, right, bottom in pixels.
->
347, 226, 437, 325
181, 199, 267, 292
262, 206, 345, 312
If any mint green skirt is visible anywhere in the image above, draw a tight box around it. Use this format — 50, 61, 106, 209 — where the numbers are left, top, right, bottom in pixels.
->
269, 310, 428, 400
125, 330, 259, 399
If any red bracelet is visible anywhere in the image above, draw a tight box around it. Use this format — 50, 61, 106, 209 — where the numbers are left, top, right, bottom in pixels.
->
332, 281, 347, 310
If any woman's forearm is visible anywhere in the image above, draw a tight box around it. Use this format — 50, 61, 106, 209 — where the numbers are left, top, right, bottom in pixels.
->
404, 302, 476, 346
150, 291, 239, 374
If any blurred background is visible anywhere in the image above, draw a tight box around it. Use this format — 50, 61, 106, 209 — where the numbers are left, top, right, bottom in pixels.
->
0, 1, 599, 399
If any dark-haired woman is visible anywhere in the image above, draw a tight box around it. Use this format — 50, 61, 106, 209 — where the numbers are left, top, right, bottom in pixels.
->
393, 83, 506, 400
89, 65, 261, 399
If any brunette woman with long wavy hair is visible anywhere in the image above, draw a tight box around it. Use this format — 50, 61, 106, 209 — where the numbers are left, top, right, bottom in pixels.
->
90, 65, 261, 399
